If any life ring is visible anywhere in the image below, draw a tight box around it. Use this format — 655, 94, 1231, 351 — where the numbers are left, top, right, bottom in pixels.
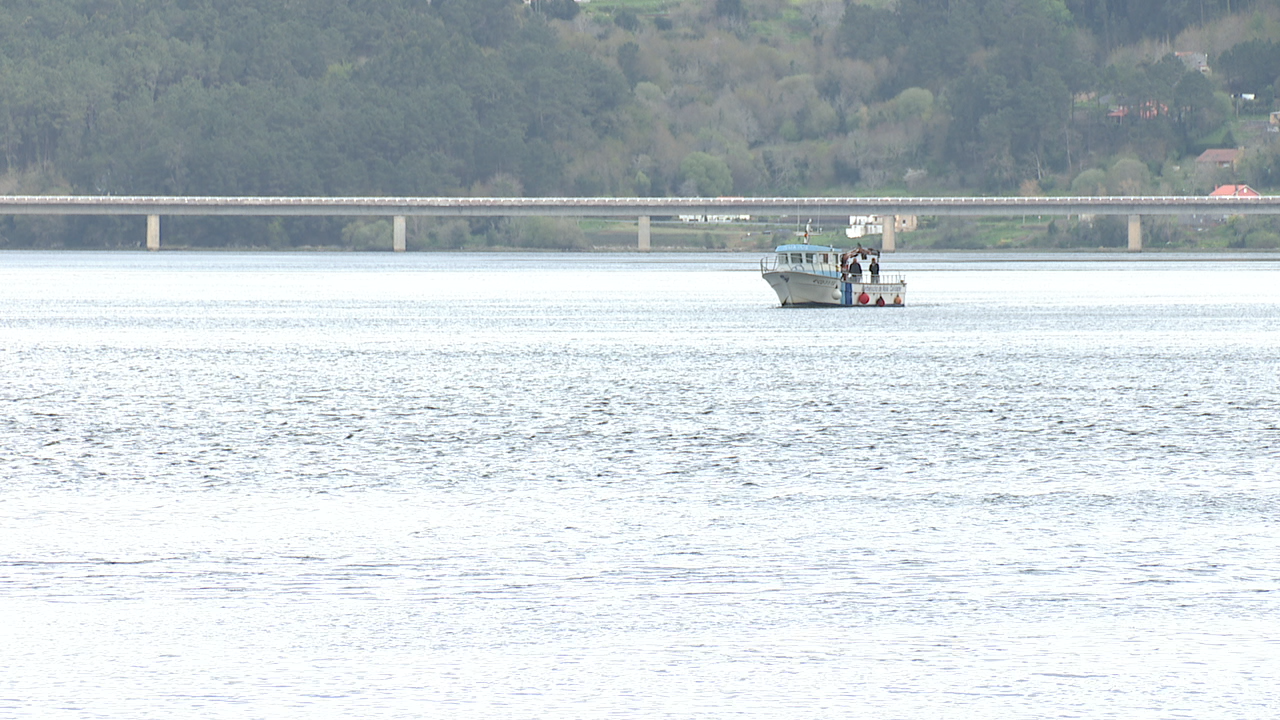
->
857, 292, 870, 305
791, 265, 805, 272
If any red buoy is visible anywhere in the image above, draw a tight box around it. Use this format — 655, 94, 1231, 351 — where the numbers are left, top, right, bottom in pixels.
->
875, 296, 886, 306
858, 292, 870, 304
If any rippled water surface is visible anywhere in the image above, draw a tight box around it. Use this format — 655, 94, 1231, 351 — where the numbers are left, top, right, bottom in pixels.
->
2, 251, 1279, 719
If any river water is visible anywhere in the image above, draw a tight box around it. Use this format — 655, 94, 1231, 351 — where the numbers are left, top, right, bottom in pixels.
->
1, 251, 1278, 719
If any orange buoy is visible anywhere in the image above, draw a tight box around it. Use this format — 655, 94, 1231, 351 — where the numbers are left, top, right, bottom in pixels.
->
893, 295, 902, 305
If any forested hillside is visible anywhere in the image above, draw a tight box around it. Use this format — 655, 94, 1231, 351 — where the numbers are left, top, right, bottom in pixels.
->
3, 0, 1280, 248
0, 0, 628, 246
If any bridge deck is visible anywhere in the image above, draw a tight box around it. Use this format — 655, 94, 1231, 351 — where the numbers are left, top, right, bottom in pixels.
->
0, 195, 1275, 217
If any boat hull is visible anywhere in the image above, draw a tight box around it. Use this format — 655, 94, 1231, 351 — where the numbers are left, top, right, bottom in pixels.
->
763, 271, 906, 307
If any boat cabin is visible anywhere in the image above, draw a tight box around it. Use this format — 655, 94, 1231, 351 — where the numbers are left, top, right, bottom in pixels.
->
772, 244, 842, 277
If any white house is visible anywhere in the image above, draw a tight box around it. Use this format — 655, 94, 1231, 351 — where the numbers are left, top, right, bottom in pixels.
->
846, 215, 918, 239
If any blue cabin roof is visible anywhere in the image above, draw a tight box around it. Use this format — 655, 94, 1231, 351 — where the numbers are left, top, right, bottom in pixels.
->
774, 244, 840, 253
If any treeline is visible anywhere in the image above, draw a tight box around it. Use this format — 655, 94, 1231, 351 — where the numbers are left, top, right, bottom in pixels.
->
1064, 0, 1261, 49
2, 0, 1280, 248
0, 0, 627, 246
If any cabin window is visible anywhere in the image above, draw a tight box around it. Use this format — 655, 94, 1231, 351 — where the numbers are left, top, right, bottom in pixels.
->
805, 254, 814, 264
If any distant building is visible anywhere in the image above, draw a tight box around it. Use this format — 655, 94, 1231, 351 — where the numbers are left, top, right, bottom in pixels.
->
1196, 148, 1241, 170
846, 215, 917, 239
1209, 184, 1261, 197
1108, 100, 1168, 122
1201, 184, 1262, 224
1175, 51, 1210, 75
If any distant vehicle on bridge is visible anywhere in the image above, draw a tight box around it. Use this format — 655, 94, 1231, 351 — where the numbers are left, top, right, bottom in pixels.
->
677, 214, 751, 223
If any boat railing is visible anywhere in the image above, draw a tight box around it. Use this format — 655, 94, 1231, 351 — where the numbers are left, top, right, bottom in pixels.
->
845, 273, 906, 285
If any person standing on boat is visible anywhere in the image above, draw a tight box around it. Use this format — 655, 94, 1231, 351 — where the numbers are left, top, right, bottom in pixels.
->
849, 256, 862, 283
869, 256, 880, 283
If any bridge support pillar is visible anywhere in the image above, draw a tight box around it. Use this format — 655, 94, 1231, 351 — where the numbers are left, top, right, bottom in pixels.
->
1128, 214, 1142, 252
146, 215, 160, 251
882, 216, 896, 253
638, 215, 651, 251
393, 215, 406, 252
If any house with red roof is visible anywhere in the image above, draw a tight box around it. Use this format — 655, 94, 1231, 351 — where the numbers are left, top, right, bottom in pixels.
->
1209, 184, 1261, 197
1196, 148, 1241, 169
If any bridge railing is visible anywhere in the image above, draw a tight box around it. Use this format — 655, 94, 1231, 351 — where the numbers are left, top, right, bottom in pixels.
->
3, 194, 1277, 250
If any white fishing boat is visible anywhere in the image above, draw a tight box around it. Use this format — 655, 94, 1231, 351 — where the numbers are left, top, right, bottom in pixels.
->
760, 243, 906, 307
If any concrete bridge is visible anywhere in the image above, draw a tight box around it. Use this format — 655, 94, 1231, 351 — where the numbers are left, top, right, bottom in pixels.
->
3, 194, 1277, 251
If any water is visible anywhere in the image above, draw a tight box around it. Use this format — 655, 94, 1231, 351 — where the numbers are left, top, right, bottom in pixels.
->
2, 251, 1278, 719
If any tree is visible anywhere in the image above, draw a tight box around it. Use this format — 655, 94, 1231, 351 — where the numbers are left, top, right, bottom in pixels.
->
1071, 168, 1108, 195
715, 0, 745, 20
834, 4, 903, 65
1217, 40, 1280, 95
1107, 158, 1151, 194
1173, 68, 1218, 138
614, 9, 639, 32
679, 152, 733, 196
617, 42, 642, 88
539, 0, 579, 21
